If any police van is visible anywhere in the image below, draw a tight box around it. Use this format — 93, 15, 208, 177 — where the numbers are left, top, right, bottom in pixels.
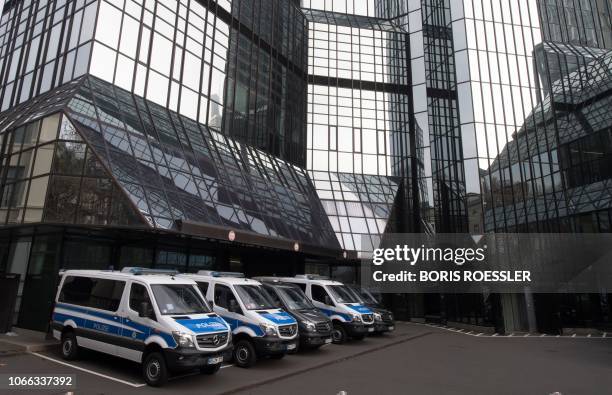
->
254, 277, 333, 349
346, 284, 395, 334
279, 275, 375, 344
51, 268, 232, 386
180, 271, 299, 368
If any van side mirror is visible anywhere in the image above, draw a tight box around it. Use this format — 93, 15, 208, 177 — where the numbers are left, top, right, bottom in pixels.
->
139, 301, 154, 319
229, 299, 240, 314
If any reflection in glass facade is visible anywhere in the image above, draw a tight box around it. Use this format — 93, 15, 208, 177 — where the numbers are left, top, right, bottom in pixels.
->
304, 2, 417, 240
0, 76, 340, 251
0, 0, 96, 111
451, 0, 544, 235
0, 0, 611, 333
0, 0, 308, 166
373, 0, 612, 331
486, 51, 612, 233
0, 111, 144, 227
89, 0, 308, 166
305, 9, 409, 177
310, 170, 399, 254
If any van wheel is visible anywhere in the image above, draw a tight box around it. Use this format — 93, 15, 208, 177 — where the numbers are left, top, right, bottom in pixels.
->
233, 340, 257, 368
143, 352, 168, 387
60, 332, 79, 360
200, 364, 221, 375
332, 323, 347, 344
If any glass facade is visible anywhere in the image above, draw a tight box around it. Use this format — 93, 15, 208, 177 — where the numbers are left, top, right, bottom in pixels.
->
304, 1, 418, 239
0, 112, 143, 226
0, 0, 96, 111
305, 9, 410, 177
89, 0, 308, 166
374, 0, 612, 331
485, 50, 612, 234
538, 0, 612, 49
309, 170, 399, 254
0, 76, 340, 251
451, 0, 544, 234
0, 0, 611, 334
1, 0, 308, 166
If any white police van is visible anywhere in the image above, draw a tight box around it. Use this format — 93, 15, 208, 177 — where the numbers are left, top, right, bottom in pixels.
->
181, 271, 298, 368
51, 268, 232, 386
279, 275, 375, 344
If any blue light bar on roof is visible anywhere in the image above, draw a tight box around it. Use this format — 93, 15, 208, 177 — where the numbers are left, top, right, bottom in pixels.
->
253, 276, 282, 283
121, 267, 179, 275
295, 274, 330, 280
197, 270, 245, 278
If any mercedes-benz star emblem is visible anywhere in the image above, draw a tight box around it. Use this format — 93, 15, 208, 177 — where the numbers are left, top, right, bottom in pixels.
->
212, 335, 220, 345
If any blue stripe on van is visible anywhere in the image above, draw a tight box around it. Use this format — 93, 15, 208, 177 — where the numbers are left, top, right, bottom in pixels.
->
218, 315, 265, 337
318, 308, 352, 322
52, 312, 86, 327
54, 303, 177, 348
346, 304, 373, 314
175, 317, 228, 334
260, 311, 296, 325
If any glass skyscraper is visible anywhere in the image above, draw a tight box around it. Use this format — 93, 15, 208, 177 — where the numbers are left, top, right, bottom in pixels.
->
0, 0, 610, 335
0, 0, 324, 331
375, 0, 611, 332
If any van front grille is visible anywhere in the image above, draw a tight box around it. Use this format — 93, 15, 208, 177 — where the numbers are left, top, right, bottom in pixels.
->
196, 332, 228, 348
315, 321, 331, 333
278, 324, 297, 337
382, 312, 394, 323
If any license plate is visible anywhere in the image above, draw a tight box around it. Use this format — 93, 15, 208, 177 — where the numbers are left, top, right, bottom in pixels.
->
324, 338, 332, 344
388, 326, 395, 331
368, 327, 374, 332
207, 356, 223, 365
286, 343, 297, 350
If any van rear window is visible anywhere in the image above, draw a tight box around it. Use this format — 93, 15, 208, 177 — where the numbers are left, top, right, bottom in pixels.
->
59, 276, 125, 312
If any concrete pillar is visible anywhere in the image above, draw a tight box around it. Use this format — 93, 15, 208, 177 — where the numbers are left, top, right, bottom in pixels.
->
500, 293, 528, 333
523, 287, 538, 333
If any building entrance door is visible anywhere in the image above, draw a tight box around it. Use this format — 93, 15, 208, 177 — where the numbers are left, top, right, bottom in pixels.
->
17, 235, 61, 331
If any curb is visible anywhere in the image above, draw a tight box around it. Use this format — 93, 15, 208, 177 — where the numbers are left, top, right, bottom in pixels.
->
0, 341, 58, 357
219, 331, 432, 395
415, 322, 612, 339
0, 349, 26, 357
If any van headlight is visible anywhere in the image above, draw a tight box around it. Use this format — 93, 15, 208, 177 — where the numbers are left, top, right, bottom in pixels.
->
351, 313, 361, 323
172, 331, 195, 348
259, 323, 278, 337
305, 322, 316, 332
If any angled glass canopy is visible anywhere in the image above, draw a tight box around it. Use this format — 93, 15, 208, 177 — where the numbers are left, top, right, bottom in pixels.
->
0, 76, 341, 252
302, 8, 405, 32
309, 170, 399, 254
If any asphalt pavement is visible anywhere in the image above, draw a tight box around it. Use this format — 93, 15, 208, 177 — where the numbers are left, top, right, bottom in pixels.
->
1, 323, 611, 395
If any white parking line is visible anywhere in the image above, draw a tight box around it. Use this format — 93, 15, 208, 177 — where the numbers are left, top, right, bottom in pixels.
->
29, 352, 146, 388
412, 323, 612, 340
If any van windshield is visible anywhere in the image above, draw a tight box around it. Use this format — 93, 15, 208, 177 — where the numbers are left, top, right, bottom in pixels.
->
359, 288, 380, 304
328, 285, 361, 304
349, 285, 378, 304
151, 284, 211, 315
235, 285, 276, 310
276, 285, 314, 310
